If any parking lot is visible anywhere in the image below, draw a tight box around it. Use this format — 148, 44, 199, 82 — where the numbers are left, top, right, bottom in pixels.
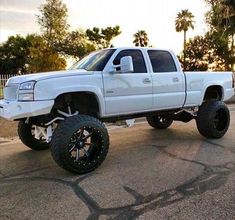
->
0, 104, 235, 220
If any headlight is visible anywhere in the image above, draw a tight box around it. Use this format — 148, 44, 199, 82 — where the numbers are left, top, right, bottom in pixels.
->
19, 81, 36, 90
18, 81, 35, 101
18, 93, 34, 101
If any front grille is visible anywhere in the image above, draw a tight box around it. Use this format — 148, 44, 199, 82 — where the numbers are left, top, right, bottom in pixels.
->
4, 84, 19, 101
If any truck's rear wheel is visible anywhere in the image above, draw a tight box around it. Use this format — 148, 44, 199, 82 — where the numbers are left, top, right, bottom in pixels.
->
18, 121, 50, 151
196, 100, 230, 139
146, 115, 173, 129
50, 115, 109, 174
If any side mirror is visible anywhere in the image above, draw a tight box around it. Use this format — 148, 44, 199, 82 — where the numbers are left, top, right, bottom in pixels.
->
120, 56, 134, 73
109, 56, 134, 74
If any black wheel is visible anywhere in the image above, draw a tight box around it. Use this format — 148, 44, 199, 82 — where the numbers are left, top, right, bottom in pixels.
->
146, 115, 173, 129
18, 121, 50, 151
50, 115, 109, 174
196, 100, 230, 139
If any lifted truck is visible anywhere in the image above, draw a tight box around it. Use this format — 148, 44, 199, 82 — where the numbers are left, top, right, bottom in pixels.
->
0, 47, 234, 174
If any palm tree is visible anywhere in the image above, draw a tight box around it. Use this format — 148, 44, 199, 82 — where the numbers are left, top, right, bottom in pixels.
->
175, 9, 195, 69
133, 30, 149, 47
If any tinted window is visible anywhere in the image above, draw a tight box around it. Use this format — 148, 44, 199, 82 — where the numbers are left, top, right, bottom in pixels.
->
113, 50, 147, 73
148, 50, 177, 72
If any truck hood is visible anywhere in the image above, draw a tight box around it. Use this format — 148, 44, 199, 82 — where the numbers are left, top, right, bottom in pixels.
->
7, 69, 92, 84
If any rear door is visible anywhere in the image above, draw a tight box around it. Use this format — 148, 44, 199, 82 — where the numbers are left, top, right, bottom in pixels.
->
103, 49, 153, 115
147, 50, 186, 110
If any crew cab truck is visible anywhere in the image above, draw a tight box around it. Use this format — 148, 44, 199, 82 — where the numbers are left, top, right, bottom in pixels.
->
0, 47, 234, 174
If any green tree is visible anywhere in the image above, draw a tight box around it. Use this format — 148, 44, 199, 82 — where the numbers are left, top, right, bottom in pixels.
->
86, 27, 102, 48
175, 9, 195, 69
0, 35, 31, 75
179, 34, 227, 71
205, 0, 235, 70
225, 0, 235, 7
86, 25, 121, 49
37, 0, 69, 50
28, 35, 66, 73
101, 26, 121, 48
133, 30, 149, 47
59, 30, 96, 59
0, 35, 66, 75
227, 0, 235, 8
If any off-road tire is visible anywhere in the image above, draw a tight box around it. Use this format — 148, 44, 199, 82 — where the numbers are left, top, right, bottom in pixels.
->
18, 121, 50, 151
196, 100, 230, 139
146, 115, 173, 129
50, 115, 109, 174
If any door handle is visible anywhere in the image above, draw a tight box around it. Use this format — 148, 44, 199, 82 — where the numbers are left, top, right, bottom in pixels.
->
143, 78, 151, 84
173, 77, 180, 82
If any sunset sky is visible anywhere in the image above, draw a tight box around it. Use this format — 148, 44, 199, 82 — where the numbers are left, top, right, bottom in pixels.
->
0, 0, 209, 54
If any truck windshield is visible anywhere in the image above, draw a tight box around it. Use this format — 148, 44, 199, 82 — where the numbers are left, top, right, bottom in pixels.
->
70, 49, 116, 71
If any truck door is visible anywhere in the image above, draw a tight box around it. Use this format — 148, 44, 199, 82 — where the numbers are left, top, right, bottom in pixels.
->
147, 50, 186, 110
103, 49, 153, 115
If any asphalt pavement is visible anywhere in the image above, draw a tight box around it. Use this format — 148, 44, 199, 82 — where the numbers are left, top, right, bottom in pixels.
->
0, 104, 235, 220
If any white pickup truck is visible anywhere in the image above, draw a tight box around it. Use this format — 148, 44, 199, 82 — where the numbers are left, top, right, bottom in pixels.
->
0, 47, 234, 174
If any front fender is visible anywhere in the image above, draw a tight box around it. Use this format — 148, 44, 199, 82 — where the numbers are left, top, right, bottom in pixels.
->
34, 76, 105, 116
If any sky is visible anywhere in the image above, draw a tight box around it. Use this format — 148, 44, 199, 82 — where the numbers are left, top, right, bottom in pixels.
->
0, 0, 209, 54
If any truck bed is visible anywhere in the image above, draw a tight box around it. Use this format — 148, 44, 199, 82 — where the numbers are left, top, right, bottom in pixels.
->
184, 72, 234, 107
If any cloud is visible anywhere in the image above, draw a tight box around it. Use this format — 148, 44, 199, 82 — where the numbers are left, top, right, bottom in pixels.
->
0, 0, 44, 11
0, 0, 43, 41
0, 7, 37, 14
0, 11, 39, 33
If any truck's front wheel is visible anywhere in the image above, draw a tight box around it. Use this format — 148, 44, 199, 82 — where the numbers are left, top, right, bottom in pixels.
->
196, 100, 230, 139
18, 121, 50, 151
50, 115, 109, 174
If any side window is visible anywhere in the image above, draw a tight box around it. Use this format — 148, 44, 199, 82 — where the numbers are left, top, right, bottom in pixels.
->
148, 50, 177, 73
113, 50, 147, 73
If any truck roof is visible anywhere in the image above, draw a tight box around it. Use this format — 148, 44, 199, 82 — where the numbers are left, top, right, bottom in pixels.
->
104, 47, 172, 52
